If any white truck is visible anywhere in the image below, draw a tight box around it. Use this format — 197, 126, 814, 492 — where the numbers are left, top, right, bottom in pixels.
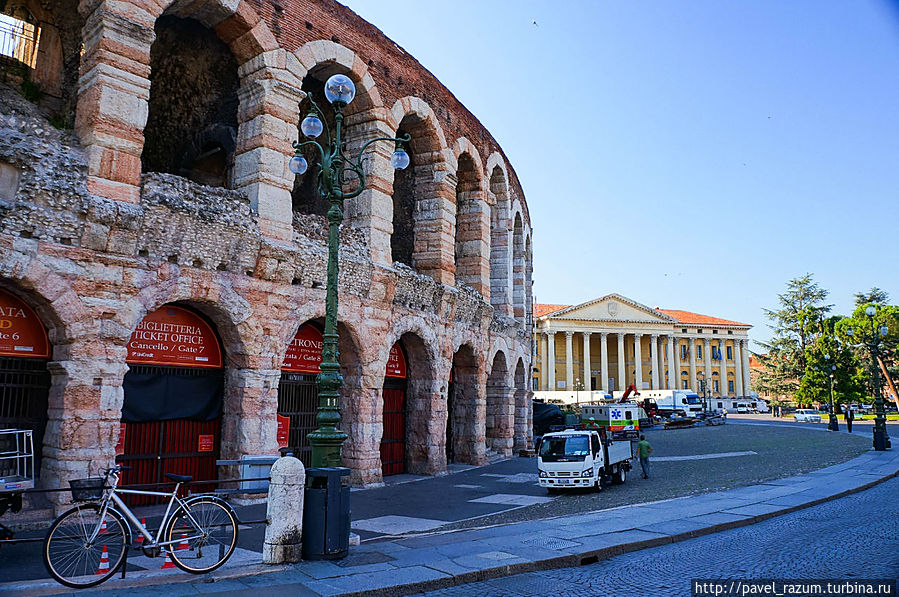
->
537, 427, 633, 492
641, 389, 703, 417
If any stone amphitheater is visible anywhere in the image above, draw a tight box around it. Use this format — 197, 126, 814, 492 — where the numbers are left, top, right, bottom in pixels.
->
0, 0, 533, 509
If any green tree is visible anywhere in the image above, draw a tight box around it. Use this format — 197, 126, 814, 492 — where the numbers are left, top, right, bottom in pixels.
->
854, 287, 889, 307
796, 327, 865, 408
836, 303, 899, 406
756, 274, 833, 401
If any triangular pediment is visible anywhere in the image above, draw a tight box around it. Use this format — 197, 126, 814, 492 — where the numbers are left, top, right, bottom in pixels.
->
548, 294, 677, 324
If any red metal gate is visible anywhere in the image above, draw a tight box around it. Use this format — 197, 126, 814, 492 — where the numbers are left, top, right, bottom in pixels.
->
117, 363, 222, 505
277, 372, 318, 467
380, 384, 406, 476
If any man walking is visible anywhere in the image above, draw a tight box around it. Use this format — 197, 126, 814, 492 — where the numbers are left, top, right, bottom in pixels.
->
636, 434, 652, 479
845, 406, 854, 433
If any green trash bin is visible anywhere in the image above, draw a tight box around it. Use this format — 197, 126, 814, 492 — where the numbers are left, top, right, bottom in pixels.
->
302, 467, 350, 560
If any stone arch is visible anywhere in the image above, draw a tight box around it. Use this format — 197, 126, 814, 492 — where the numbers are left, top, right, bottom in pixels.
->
448, 342, 481, 465
488, 158, 512, 316
390, 97, 454, 284
486, 348, 513, 456
524, 232, 533, 326
513, 357, 530, 452
376, 316, 443, 476
451, 138, 489, 295
512, 209, 526, 324
75, 0, 280, 205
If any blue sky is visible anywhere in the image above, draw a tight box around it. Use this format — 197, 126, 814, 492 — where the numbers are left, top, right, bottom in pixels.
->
343, 1, 899, 349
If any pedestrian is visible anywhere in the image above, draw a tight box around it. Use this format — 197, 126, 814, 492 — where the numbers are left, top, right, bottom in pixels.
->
845, 406, 854, 433
636, 434, 652, 479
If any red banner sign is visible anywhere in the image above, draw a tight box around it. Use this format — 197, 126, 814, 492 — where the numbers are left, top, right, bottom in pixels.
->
276, 414, 290, 447
0, 288, 50, 359
198, 434, 215, 452
126, 305, 222, 368
385, 342, 407, 379
282, 324, 323, 373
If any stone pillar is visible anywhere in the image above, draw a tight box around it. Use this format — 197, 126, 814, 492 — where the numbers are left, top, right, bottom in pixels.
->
665, 336, 675, 390
616, 333, 625, 392
582, 332, 591, 393
703, 338, 713, 394
547, 332, 556, 391
673, 336, 682, 390
540, 332, 549, 391
742, 339, 752, 396
234, 72, 303, 241
649, 334, 659, 390
734, 340, 744, 398
718, 342, 728, 396
689, 337, 697, 390
263, 456, 305, 564
76, 5, 156, 203
564, 331, 574, 391
634, 333, 643, 390
599, 332, 609, 393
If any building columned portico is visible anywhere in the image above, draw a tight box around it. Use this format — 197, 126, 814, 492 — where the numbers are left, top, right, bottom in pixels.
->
533, 294, 753, 399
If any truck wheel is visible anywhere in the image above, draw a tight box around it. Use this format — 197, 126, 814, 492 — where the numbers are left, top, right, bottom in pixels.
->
612, 464, 626, 485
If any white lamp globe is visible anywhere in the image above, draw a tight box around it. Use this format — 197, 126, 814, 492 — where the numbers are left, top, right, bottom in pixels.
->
324, 74, 355, 105
866, 306, 877, 317
390, 149, 410, 170
301, 114, 323, 138
289, 155, 308, 175
881, 326, 889, 336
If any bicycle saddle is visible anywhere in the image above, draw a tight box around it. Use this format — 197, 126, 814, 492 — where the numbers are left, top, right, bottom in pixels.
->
165, 473, 193, 483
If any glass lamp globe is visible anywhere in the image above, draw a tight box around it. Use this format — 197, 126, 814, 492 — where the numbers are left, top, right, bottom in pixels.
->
301, 114, 323, 138
324, 74, 356, 105
847, 328, 854, 337
390, 149, 410, 170
880, 326, 889, 336
289, 155, 308, 175
866, 306, 877, 317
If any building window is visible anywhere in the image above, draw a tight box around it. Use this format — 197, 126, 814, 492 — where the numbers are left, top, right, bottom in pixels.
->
728, 381, 735, 393
697, 345, 703, 359
713, 380, 720, 393
728, 330, 733, 335
697, 329, 703, 334
712, 329, 718, 334
682, 328, 687, 333
682, 379, 688, 390
717, 402, 723, 409
532, 378, 539, 391
726, 346, 733, 360
680, 344, 688, 359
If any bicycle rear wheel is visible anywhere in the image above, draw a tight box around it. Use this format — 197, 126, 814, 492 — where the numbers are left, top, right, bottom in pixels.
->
43, 504, 129, 588
164, 496, 238, 574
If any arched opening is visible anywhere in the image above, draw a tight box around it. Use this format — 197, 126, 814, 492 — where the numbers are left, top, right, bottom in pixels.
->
277, 322, 323, 467
513, 358, 529, 452
141, 15, 239, 188
489, 166, 511, 313
448, 344, 479, 464
0, 287, 50, 483
512, 212, 525, 324
380, 341, 408, 476
454, 153, 481, 287
291, 73, 340, 217
525, 235, 533, 326
118, 305, 224, 504
486, 350, 512, 456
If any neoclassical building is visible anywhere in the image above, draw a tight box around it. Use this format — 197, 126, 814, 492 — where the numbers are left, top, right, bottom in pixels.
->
0, 0, 533, 510
534, 295, 752, 399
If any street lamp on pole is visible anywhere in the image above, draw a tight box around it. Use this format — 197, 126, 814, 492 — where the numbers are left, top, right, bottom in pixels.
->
823, 353, 838, 432
290, 74, 411, 467
846, 305, 891, 451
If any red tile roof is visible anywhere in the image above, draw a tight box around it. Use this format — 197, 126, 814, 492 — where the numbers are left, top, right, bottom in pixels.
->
657, 309, 750, 327
749, 355, 763, 368
534, 304, 570, 318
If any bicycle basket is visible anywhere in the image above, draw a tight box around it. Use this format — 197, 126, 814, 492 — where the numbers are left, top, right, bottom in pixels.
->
69, 478, 106, 502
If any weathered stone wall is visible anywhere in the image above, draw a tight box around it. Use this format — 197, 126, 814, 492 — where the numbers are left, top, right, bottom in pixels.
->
0, 0, 534, 508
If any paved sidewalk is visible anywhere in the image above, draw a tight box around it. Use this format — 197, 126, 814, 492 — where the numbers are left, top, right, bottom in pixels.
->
4, 447, 897, 597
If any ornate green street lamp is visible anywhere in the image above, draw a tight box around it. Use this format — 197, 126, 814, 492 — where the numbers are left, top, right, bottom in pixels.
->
846, 305, 891, 451
290, 74, 410, 467
823, 353, 838, 432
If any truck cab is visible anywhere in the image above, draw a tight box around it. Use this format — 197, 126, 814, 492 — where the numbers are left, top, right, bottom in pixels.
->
537, 426, 633, 492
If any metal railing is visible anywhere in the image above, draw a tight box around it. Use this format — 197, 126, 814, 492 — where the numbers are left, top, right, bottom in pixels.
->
0, 14, 39, 68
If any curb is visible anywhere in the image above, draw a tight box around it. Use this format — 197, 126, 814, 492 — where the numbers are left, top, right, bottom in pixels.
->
336, 458, 899, 597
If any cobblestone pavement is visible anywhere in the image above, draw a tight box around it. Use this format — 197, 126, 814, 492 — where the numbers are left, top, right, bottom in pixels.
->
433, 423, 870, 532
415, 474, 899, 597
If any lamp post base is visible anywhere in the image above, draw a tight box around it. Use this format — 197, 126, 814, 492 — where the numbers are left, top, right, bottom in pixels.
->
872, 425, 890, 451
827, 415, 839, 432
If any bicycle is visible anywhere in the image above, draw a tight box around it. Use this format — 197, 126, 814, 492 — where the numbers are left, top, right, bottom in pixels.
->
43, 465, 239, 589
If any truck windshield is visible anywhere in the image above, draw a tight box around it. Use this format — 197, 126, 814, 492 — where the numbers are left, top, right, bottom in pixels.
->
539, 435, 590, 462
685, 396, 701, 404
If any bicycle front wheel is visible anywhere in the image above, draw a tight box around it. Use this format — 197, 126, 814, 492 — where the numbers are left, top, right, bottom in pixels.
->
164, 497, 238, 574
43, 504, 129, 588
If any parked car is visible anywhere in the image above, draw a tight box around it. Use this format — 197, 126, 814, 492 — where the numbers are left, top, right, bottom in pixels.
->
793, 409, 822, 423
